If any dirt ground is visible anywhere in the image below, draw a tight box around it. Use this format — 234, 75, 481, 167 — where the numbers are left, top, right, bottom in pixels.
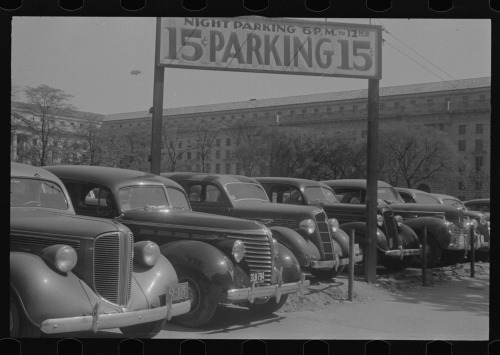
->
280, 261, 490, 313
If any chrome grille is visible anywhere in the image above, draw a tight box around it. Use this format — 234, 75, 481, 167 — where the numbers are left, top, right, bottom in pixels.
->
228, 234, 272, 285
94, 232, 133, 306
315, 212, 335, 260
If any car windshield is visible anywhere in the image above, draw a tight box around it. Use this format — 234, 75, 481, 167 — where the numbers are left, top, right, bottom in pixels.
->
378, 187, 403, 204
11, 177, 69, 210
304, 186, 339, 205
225, 182, 269, 202
165, 187, 191, 210
414, 193, 441, 204
118, 185, 171, 211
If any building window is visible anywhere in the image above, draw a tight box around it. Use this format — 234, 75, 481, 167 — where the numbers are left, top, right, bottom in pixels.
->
361, 130, 367, 138
226, 138, 231, 146
326, 107, 331, 112
215, 164, 220, 174
290, 110, 295, 114
231, 115, 235, 119
302, 109, 307, 114
458, 140, 466, 151
394, 102, 400, 108
178, 153, 183, 161
314, 108, 319, 113
379, 103, 385, 109
221, 116, 225, 119
216, 138, 221, 147
265, 112, 269, 117
241, 114, 245, 118
475, 156, 483, 172
278, 111, 282, 115
475, 139, 483, 152
253, 113, 258, 118
225, 163, 231, 174
196, 164, 200, 172
196, 152, 201, 159
178, 141, 182, 148
462, 96, 469, 102
476, 124, 483, 134
410, 100, 416, 105
427, 98, 434, 104
339, 106, 344, 112
206, 164, 211, 173
187, 152, 192, 160
479, 94, 486, 101
226, 150, 231, 159
475, 181, 483, 190
458, 181, 465, 190
352, 105, 357, 111
211, 117, 215, 120
236, 164, 241, 175
458, 125, 466, 135
216, 151, 220, 159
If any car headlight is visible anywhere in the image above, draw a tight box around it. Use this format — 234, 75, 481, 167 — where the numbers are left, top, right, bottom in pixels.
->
328, 218, 339, 232
394, 215, 403, 227
470, 219, 479, 229
41, 244, 77, 273
272, 238, 279, 259
299, 219, 316, 234
134, 241, 160, 267
232, 240, 245, 263
479, 217, 487, 225
377, 214, 384, 227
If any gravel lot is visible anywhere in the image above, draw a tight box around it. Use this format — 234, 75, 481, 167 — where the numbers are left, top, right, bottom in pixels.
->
281, 261, 490, 313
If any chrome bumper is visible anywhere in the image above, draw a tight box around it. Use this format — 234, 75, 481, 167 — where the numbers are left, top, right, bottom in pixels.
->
310, 254, 363, 269
40, 299, 191, 335
227, 272, 309, 303
384, 246, 421, 260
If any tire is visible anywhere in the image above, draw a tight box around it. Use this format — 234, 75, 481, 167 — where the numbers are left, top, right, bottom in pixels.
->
412, 235, 441, 268
474, 251, 490, 262
10, 294, 41, 338
380, 255, 415, 271
309, 265, 345, 280
441, 250, 467, 266
170, 271, 218, 328
120, 319, 166, 338
247, 294, 289, 314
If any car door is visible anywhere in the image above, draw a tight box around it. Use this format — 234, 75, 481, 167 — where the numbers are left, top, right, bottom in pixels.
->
184, 182, 231, 215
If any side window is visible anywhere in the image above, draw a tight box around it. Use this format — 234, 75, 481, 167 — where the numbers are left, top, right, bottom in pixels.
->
64, 180, 115, 217
336, 188, 363, 204
399, 192, 415, 203
186, 184, 202, 202
282, 188, 302, 205
186, 183, 224, 204
205, 185, 222, 202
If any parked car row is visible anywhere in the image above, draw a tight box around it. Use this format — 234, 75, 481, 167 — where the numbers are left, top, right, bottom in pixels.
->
11, 163, 487, 338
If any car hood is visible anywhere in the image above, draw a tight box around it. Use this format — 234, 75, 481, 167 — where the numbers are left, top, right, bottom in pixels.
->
232, 200, 324, 220
10, 208, 124, 239
388, 202, 462, 220
119, 208, 268, 234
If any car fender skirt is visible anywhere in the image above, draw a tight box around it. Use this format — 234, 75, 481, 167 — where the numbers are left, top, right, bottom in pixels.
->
274, 243, 302, 283
160, 240, 237, 287
403, 217, 452, 250
269, 226, 319, 267
10, 252, 93, 327
340, 222, 389, 250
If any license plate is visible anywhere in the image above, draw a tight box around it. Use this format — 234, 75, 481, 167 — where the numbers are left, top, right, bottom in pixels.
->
353, 243, 360, 255
168, 282, 189, 301
250, 272, 265, 284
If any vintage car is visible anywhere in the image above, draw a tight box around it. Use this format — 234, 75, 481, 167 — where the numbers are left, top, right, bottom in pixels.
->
164, 173, 357, 279
10, 163, 190, 338
463, 198, 490, 214
322, 179, 473, 268
46, 165, 308, 328
255, 177, 421, 271
396, 188, 490, 257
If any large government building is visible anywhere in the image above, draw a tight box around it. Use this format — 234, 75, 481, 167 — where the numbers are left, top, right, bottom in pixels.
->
102, 77, 490, 201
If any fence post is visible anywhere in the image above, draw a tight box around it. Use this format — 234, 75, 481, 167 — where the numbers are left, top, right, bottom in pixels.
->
348, 229, 355, 302
470, 224, 475, 278
422, 226, 427, 287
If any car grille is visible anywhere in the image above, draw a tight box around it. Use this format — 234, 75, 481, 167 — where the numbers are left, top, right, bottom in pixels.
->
314, 211, 335, 260
228, 234, 272, 285
93, 232, 133, 306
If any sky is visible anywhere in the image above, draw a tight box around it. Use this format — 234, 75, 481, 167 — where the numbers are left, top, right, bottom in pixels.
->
11, 17, 491, 115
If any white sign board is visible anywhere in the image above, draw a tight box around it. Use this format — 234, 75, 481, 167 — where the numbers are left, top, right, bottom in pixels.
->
159, 17, 382, 79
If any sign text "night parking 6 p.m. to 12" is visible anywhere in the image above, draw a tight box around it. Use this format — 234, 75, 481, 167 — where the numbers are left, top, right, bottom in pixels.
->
159, 17, 382, 79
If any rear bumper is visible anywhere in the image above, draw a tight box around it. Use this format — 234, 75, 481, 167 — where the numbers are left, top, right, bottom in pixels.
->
227, 272, 309, 303
40, 299, 191, 334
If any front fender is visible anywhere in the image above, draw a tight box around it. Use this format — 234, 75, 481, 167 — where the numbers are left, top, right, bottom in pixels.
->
340, 222, 389, 251
130, 255, 178, 310
403, 217, 451, 249
269, 226, 320, 267
274, 243, 302, 283
10, 252, 92, 327
398, 224, 421, 249
160, 240, 237, 288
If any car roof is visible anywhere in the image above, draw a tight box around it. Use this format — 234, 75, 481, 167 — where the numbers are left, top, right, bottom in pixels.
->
464, 198, 490, 205
430, 193, 461, 201
45, 165, 184, 190
11, 162, 63, 183
395, 187, 428, 194
254, 176, 332, 190
163, 172, 259, 185
320, 179, 392, 188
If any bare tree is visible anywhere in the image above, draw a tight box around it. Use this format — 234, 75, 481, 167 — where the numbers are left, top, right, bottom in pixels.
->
379, 123, 459, 188
230, 118, 268, 176
161, 122, 196, 172
20, 85, 75, 166
75, 113, 103, 165
193, 122, 223, 173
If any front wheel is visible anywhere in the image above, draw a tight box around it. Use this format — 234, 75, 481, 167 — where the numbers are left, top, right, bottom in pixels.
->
170, 271, 218, 328
247, 295, 289, 314
412, 236, 441, 268
120, 319, 165, 338
380, 255, 415, 271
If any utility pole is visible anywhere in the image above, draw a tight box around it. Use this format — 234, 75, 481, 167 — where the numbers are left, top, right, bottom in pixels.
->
151, 17, 165, 175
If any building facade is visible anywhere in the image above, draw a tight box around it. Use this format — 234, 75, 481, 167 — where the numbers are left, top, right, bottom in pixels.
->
11, 101, 104, 166
102, 77, 490, 200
